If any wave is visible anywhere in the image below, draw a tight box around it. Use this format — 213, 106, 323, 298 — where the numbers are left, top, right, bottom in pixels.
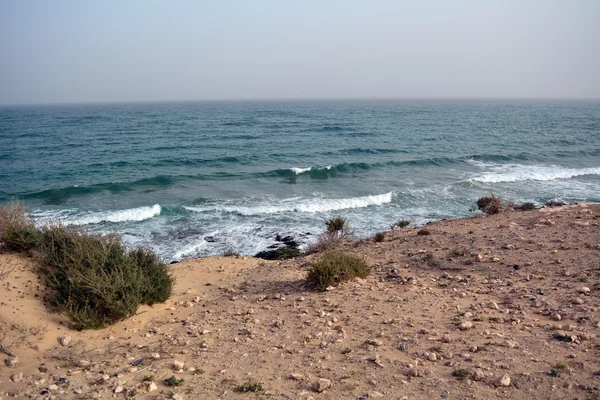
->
469, 164, 600, 183
185, 192, 393, 216
65, 204, 162, 225
289, 165, 333, 175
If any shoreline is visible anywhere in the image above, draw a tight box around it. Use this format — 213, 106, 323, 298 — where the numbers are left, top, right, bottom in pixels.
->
1, 202, 599, 399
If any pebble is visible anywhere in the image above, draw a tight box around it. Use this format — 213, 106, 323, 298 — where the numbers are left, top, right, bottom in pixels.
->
289, 373, 305, 381
459, 321, 473, 331
144, 381, 158, 392
11, 372, 24, 382
577, 287, 591, 294
5, 356, 19, 367
573, 298, 584, 305
498, 374, 511, 387
472, 368, 485, 381
172, 360, 185, 370
312, 378, 332, 392
59, 334, 72, 346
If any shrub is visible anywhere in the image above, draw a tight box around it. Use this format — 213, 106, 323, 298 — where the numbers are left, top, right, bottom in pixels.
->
0, 202, 40, 252
234, 381, 263, 393
306, 251, 370, 291
545, 200, 567, 207
390, 219, 410, 230
36, 225, 173, 330
476, 194, 503, 215
305, 216, 353, 255
373, 232, 385, 242
514, 202, 537, 211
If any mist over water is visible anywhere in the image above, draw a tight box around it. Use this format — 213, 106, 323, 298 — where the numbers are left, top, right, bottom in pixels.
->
1, 100, 599, 261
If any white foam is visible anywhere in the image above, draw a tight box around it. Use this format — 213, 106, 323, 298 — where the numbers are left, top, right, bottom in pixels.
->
185, 192, 393, 216
469, 164, 600, 183
290, 166, 312, 174
67, 204, 162, 225
289, 165, 333, 175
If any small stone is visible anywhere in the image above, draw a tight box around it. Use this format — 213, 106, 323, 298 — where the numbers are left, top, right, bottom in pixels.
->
552, 313, 562, 321
144, 381, 158, 392
441, 334, 452, 343
172, 360, 185, 370
114, 386, 124, 394
289, 373, 305, 381
476, 254, 483, 261
48, 384, 59, 391
577, 287, 591, 294
573, 298, 584, 305
150, 352, 161, 359
172, 394, 184, 400
498, 374, 511, 387
426, 352, 437, 362
77, 359, 90, 367
459, 321, 473, 331
5, 356, 19, 367
312, 378, 332, 392
505, 340, 518, 349
59, 334, 72, 346
471, 368, 485, 381
11, 372, 24, 382
405, 367, 422, 377
489, 301, 500, 310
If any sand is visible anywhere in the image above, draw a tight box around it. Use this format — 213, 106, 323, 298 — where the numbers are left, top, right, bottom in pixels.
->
1, 202, 599, 399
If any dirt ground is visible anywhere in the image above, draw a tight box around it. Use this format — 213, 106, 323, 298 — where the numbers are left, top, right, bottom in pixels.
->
1, 202, 599, 400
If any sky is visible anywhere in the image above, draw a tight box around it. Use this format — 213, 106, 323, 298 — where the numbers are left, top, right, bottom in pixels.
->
1, 1, 599, 105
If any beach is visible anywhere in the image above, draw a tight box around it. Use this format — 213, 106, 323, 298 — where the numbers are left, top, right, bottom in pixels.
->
1, 202, 599, 399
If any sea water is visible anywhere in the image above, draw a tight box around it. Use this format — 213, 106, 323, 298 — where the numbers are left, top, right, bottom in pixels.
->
1, 100, 599, 261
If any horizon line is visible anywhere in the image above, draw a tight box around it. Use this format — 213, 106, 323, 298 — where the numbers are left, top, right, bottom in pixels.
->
1, 96, 600, 108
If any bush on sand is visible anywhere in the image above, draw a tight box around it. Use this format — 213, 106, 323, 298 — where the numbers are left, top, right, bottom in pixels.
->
306, 251, 370, 291
0, 201, 40, 252
0, 202, 174, 330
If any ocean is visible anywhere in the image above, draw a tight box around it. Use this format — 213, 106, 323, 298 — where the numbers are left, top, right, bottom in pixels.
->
1, 100, 599, 261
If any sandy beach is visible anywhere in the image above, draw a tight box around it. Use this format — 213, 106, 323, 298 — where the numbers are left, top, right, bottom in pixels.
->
1, 202, 599, 399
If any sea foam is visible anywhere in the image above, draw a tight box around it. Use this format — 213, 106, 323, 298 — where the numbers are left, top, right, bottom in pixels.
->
185, 192, 393, 216
67, 204, 162, 225
470, 164, 600, 183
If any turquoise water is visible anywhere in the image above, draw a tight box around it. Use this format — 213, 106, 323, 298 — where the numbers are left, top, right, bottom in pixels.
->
1, 100, 599, 260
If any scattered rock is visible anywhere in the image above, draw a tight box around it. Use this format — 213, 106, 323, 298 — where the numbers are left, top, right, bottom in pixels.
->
11, 372, 24, 382
459, 321, 473, 331
59, 334, 72, 346
472, 368, 485, 381
497, 374, 511, 387
312, 378, 332, 392
172, 360, 185, 371
5, 356, 19, 367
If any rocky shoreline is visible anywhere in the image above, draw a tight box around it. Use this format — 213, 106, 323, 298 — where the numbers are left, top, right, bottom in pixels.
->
1, 202, 599, 399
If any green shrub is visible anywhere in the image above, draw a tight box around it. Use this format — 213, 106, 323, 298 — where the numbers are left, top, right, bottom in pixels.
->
37, 225, 173, 330
0, 202, 40, 252
514, 202, 536, 211
476, 194, 503, 215
390, 219, 410, 230
305, 216, 353, 254
373, 232, 385, 242
306, 251, 370, 291
234, 381, 263, 393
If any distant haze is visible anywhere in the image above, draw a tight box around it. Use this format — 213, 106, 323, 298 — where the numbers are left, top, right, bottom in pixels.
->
1, 1, 599, 105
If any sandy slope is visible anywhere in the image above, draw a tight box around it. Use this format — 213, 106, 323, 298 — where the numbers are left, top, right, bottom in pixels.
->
1, 203, 599, 400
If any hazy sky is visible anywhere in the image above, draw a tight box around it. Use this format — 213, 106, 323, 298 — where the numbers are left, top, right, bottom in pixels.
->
1, 1, 599, 105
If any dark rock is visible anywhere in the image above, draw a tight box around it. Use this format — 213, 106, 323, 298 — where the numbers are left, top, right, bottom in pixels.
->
417, 229, 431, 236
255, 245, 301, 260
